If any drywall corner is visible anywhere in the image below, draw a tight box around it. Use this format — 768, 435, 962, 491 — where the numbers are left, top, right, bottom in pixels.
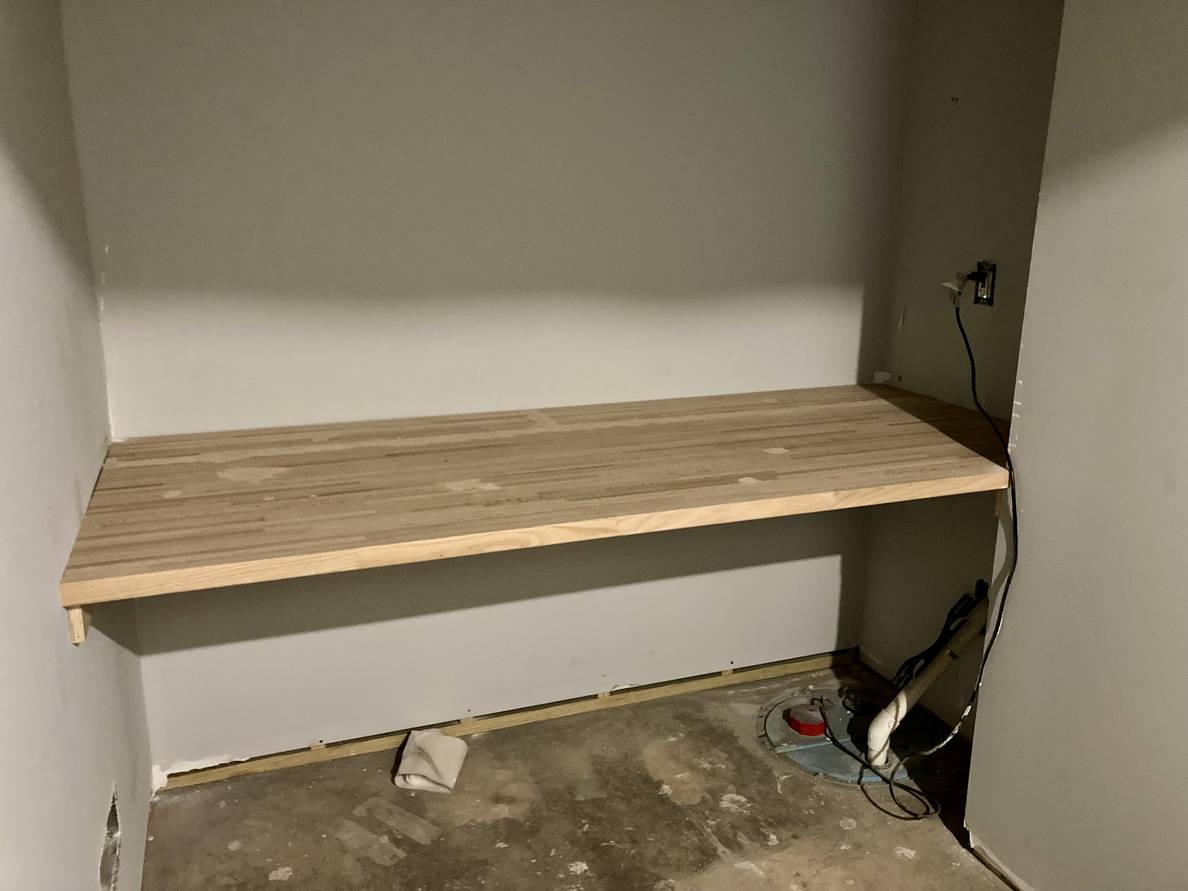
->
965, 3, 1188, 888
858, 0, 1061, 724
1, 0, 151, 885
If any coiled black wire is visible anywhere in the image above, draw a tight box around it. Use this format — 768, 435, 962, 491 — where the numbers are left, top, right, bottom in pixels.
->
814, 301, 1020, 821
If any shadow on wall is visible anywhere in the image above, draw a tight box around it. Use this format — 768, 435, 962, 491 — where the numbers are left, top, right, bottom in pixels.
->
112, 513, 866, 656
119, 512, 867, 763
61, 0, 918, 434
0, 1, 94, 312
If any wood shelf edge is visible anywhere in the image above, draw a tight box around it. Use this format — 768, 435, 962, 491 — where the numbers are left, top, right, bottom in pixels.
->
60, 471, 1007, 609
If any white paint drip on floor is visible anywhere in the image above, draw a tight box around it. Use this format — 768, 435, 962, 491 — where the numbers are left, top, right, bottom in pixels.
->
567, 861, 589, 875
895, 846, 918, 860
776, 773, 798, 794
719, 792, 751, 813
839, 817, 857, 830
268, 866, 293, 881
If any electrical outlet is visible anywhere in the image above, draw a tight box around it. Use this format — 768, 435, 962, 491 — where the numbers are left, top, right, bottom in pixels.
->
973, 260, 997, 306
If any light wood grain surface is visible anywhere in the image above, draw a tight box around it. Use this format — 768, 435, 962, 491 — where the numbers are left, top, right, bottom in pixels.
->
59, 385, 1007, 607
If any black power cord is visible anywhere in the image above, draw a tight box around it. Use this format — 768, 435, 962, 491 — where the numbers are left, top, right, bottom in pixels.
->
811, 694, 940, 821
937, 303, 1019, 743
815, 299, 1020, 821
891, 580, 989, 691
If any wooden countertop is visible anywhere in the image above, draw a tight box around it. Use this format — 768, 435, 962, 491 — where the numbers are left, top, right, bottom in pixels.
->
60, 385, 1007, 609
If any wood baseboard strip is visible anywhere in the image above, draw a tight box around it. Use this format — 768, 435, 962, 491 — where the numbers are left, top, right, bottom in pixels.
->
163, 648, 856, 791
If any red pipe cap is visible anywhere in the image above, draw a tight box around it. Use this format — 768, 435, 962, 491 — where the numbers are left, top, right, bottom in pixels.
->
784, 704, 826, 737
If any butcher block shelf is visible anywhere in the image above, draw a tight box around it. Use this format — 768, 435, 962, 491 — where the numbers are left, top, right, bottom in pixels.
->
60, 385, 1007, 640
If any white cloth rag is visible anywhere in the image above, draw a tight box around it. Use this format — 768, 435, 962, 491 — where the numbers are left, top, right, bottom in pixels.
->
393, 729, 468, 793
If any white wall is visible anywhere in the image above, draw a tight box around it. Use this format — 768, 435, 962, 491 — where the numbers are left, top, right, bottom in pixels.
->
966, 2, 1188, 887
0, 0, 149, 886
62, 1, 912, 770
858, 0, 1062, 724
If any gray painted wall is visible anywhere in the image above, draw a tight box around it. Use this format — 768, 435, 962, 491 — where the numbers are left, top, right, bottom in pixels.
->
858, 0, 1062, 724
65, 0, 909, 437
61, 0, 915, 771
137, 514, 866, 769
966, 1, 1188, 887
0, 0, 149, 885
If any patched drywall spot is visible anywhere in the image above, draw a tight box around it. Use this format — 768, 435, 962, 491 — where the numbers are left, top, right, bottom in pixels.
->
217, 466, 289, 484
99, 791, 121, 891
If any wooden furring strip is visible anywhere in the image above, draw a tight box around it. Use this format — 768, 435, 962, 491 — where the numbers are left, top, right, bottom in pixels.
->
163, 648, 855, 790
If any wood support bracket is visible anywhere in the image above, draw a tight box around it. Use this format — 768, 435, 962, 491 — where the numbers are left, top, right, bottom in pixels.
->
66, 607, 91, 645
995, 488, 1010, 519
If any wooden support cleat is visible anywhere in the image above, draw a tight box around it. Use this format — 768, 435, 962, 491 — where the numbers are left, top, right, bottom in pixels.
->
66, 607, 91, 645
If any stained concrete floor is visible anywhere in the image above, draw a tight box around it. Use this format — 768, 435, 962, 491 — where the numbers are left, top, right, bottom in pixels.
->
143, 667, 1004, 890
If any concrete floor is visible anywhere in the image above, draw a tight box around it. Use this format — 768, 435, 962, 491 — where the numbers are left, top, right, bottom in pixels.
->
143, 667, 1003, 890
